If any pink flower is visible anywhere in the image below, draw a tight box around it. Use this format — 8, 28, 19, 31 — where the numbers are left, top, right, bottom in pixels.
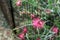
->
16, 0, 22, 6
22, 27, 28, 34
32, 17, 45, 29
18, 33, 25, 40
36, 38, 41, 40
52, 26, 58, 34
30, 14, 35, 19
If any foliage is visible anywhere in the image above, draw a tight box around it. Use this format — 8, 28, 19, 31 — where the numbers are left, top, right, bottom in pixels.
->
11, 0, 60, 40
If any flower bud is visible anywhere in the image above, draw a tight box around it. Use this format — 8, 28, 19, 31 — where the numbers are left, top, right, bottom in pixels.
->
16, 0, 22, 6
22, 27, 28, 34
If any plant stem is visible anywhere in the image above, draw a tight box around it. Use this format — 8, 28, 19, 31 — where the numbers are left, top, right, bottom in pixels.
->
13, 24, 32, 30
26, 33, 29, 40
37, 28, 39, 36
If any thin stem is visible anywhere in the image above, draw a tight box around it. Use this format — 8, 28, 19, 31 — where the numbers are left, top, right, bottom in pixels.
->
44, 27, 55, 40
41, 27, 46, 37
37, 28, 39, 36
13, 24, 32, 30
26, 33, 29, 40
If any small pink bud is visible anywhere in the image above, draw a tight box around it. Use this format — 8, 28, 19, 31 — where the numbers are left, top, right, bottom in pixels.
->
16, 0, 22, 6
18, 33, 25, 40
52, 26, 58, 34
22, 27, 28, 34
31, 14, 35, 19
36, 38, 41, 40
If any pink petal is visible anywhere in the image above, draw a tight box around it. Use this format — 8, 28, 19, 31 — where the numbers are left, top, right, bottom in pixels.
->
52, 26, 58, 34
